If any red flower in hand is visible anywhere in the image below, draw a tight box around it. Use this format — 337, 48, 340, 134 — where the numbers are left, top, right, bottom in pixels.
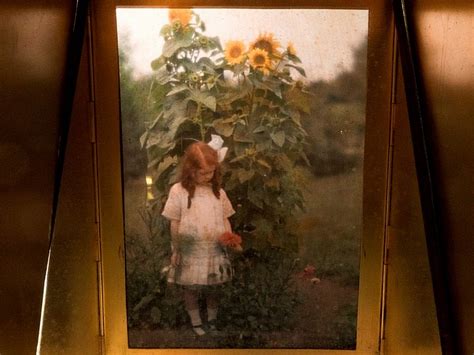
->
218, 232, 243, 251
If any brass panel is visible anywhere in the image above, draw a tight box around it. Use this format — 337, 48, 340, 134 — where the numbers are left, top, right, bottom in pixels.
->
0, 2, 75, 354
91, 0, 394, 353
383, 56, 441, 355
37, 33, 101, 355
409, 2, 474, 353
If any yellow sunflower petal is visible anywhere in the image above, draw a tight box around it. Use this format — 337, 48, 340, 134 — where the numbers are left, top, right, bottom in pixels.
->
250, 32, 280, 56
168, 8, 192, 27
287, 41, 297, 56
225, 40, 246, 65
248, 48, 271, 74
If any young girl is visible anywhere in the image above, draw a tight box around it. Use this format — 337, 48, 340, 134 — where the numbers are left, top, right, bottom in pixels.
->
161, 140, 235, 336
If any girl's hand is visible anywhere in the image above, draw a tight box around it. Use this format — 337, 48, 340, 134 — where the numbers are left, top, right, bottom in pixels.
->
171, 252, 180, 267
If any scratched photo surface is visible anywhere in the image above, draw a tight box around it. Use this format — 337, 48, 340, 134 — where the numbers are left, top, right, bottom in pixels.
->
116, 8, 368, 349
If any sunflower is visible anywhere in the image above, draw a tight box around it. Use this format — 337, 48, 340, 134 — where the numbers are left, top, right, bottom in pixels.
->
248, 48, 271, 74
189, 73, 199, 82
250, 32, 280, 56
168, 8, 192, 27
287, 41, 297, 56
224, 40, 246, 65
199, 36, 209, 46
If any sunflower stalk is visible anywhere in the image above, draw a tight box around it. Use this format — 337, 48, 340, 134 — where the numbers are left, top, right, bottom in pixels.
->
194, 102, 205, 141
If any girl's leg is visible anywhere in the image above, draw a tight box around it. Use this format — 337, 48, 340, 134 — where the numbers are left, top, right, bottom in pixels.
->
205, 288, 219, 327
184, 288, 205, 336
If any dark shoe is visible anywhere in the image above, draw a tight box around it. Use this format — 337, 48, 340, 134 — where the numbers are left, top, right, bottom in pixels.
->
205, 320, 218, 333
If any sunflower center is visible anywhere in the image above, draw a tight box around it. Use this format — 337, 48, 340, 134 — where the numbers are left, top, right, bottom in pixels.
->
230, 47, 242, 58
255, 40, 272, 54
254, 54, 266, 66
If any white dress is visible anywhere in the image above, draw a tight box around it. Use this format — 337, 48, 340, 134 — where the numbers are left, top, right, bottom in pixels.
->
161, 182, 235, 286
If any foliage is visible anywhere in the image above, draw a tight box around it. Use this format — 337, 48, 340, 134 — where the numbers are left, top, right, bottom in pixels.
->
217, 247, 300, 340
140, 10, 312, 253
333, 302, 358, 349
302, 40, 367, 176
125, 209, 187, 329
118, 37, 151, 180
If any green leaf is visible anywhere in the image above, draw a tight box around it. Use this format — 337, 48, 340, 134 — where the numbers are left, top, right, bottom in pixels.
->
139, 131, 149, 149
252, 126, 266, 134
237, 169, 254, 183
133, 294, 154, 312
229, 154, 247, 164
162, 35, 194, 58
155, 66, 171, 85
270, 131, 285, 147
159, 24, 172, 37
253, 78, 282, 98
198, 57, 217, 72
274, 153, 293, 170
285, 64, 306, 77
264, 177, 280, 190
284, 87, 311, 114
145, 132, 173, 150
189, 89, 216, 111
234, 125, 254, 143
179, 58, 200, 72
256, 159, 272, 171
154, 155, 178, 178
166, 84, 189, 97
255, 140, 272, 152
252, 218, 273, 236
288, 53, 302, 64
208, 36, 223, 50
149, 111, 164, 130
150, 56, 166, 71
213, 117, 235, 137
300, 151, 311, 166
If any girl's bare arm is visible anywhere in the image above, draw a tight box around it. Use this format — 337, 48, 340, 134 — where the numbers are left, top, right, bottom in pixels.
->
170, 220, 180, 266
224, 218, 232, 232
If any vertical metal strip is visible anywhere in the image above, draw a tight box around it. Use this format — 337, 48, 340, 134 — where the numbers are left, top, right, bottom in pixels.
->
392, 1, 458, 354
379, 22, 398, 354
86, 8, 106, 352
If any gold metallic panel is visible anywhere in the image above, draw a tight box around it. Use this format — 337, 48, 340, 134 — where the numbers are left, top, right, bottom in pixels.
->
37, 34, 101, 355
0, 2, 75, 354
91, 0, 394, 353
382, 57, 441, 355
409, 2, 474, 353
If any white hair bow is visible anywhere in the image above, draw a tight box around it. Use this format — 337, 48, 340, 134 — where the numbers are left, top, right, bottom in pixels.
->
207, 134, 228, 163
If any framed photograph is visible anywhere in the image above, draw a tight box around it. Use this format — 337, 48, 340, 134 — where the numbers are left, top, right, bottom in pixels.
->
91, 0, 394, 353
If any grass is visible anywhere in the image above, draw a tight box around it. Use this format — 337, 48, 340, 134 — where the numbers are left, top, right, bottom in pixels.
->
294, 165, 362, 287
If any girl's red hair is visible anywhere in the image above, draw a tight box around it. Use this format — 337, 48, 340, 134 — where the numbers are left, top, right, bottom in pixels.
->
180, 141, 222, 207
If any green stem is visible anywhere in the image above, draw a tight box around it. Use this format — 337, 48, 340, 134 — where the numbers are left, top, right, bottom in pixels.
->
249, 85, 255, 120
195, 102, 205, 140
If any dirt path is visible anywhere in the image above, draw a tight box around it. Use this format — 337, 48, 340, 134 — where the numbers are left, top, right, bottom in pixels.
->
128, 277, 358, 349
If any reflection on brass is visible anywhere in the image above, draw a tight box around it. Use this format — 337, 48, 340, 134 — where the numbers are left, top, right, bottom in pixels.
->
381, 57, 441, 355
0, 2, 75, 354
410, 2, 474, 353
91, 0, 394, 353
37, 34, 101, 355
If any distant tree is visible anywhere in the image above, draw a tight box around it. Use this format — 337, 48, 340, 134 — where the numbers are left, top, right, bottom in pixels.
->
303, 39, 367, 176
118, 37, 151, 180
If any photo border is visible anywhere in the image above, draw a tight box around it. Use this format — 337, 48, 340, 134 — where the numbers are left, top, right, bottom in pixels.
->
90, 0, 395, 353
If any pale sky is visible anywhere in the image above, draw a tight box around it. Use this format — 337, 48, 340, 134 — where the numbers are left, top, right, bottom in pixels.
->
116, 8, 368, 82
